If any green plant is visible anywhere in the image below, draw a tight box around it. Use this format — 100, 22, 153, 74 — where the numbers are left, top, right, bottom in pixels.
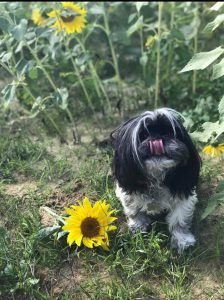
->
180, 2, 224, 146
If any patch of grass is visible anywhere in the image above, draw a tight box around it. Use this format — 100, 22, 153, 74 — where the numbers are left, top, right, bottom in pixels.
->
0, 126, 224, 299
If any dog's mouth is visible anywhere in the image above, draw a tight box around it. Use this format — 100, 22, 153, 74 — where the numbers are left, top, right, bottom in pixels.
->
148, 139, 165, 155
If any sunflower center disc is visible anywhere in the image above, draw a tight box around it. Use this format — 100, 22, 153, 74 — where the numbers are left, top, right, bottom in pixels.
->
61, 15, 75, 23
81, 217, 100, 238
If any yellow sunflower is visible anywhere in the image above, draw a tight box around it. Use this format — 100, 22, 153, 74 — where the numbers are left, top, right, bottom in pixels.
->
32, 8, 48, 26
62, 197, 117, 249
202, 144, 224, 157
48, 2, 87, 34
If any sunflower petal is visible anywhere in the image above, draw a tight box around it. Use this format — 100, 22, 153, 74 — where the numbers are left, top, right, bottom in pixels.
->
108, 225, 117, 231
82, 237, 94, 248
67, 232, 82, 247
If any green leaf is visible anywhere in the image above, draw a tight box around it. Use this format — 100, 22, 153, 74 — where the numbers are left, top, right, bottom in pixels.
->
201, 198, 219, 220
89, 5, 104, 15
218, 95, 224, 116
61, 9, 81, 18
11, 19, 28, 42
1, 52, 12, 63
135, 2, 148, 13
128, 13, 137, 24
28, 68, 38, 79
210, 2, 224, 11
191, 121, 224, 143
1, 81, 17, 107
179, 15, 200, 41
57, 230, 67, 240
216, 181, 224, 193
203, 14, 224, 33
26, 278, 39, 286
179, 46, 224, 73
201, 188, 224, 220
36, 226, 61, 240
75, 53, 88, 66
16, 58, 35, 78
212, 58, 224, 80
30, 97, 46, 118
0, 16, 12, 32
140, 53, 148, 67
127, 16, 143, 36
55, 87, 69, 110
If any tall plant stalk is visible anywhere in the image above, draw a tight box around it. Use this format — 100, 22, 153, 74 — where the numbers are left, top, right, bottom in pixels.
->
155, 2, 163, 108
64, 40, 95, 114
26, 43, 80, 142
192, 8, 198, 94
75, 37, 112, 115
0, 60, 67, 142
102, 3, 124, 110
137, 10, 146, 82
166, 2, 175, 83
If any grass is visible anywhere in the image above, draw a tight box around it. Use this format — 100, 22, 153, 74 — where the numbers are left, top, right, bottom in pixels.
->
0, 119, 224, 300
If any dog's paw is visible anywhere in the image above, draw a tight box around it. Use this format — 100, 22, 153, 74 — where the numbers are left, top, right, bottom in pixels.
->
171, 231, 196, 254
128, 217, 151, 234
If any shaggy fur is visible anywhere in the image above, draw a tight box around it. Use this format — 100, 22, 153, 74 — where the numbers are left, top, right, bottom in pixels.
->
111, 108, 201, 253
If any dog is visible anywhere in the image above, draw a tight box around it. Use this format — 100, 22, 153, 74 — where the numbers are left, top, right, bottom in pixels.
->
111, 108, 201, 253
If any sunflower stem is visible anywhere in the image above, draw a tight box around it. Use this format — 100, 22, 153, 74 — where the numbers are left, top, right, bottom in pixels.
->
102, 3, 124, 112
155, 2, 163, 109
137, 9, 146, 83
23, 86, 67, 143
192, 7, 198, 94
26, 42, 79, 142
75, 36, 112, 115
166, 2, 175, 86
63, 37, 95, 115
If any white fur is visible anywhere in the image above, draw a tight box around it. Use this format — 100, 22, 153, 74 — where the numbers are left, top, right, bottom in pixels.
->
116, 182, 198, 253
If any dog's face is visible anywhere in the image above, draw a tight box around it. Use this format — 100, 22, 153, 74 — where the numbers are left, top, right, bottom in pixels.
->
137, 112, 190, 173
112, 108, 201, 197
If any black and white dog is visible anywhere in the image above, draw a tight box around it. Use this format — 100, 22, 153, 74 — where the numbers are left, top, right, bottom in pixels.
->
111, 108, 201, 253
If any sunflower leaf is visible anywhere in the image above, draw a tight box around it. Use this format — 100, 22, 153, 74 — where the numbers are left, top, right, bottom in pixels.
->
36, 226, 61, 240
61, 9, 81, 18
16, 58, 35, 78
210, 2, 224, 11
203, 14, 224, 33
54, 87, 69, 110
216, 181, 224, 193
190, 121, 224, 143
11, 19, 28, 42
1, 81, 17, 107
201, 187, 224, 220
135, 2, 148, 13
57, 230, 68, 240
0, 16, 12, 33
218, 95, 224, 116
212, 58, 224, 80
127, 16, 143, 36
179, 46, 224, 73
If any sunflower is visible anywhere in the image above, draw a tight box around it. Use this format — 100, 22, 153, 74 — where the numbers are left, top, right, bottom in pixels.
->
62, 197, 117, 249
202, 144, 224, 157
48, 2, 87, 34
32, 8, 48, 26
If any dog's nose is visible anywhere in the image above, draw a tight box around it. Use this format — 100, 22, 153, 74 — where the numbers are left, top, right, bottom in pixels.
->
148, 139, 165, 155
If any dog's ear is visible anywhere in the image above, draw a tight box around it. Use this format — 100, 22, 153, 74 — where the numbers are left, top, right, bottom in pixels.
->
164, 121, 201, 198
111, 117, 148, 193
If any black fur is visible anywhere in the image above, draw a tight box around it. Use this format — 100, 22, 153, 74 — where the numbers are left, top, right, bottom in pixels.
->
111, 108, 201, 197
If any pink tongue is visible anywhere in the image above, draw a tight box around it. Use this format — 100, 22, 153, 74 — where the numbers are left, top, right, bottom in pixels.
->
149, 139, 164, 155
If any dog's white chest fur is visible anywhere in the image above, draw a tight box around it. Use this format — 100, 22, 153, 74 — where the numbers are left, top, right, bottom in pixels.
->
116, 183, 172, 216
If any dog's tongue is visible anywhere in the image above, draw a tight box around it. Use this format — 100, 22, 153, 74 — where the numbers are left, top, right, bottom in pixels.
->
149, 139, 164, 155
